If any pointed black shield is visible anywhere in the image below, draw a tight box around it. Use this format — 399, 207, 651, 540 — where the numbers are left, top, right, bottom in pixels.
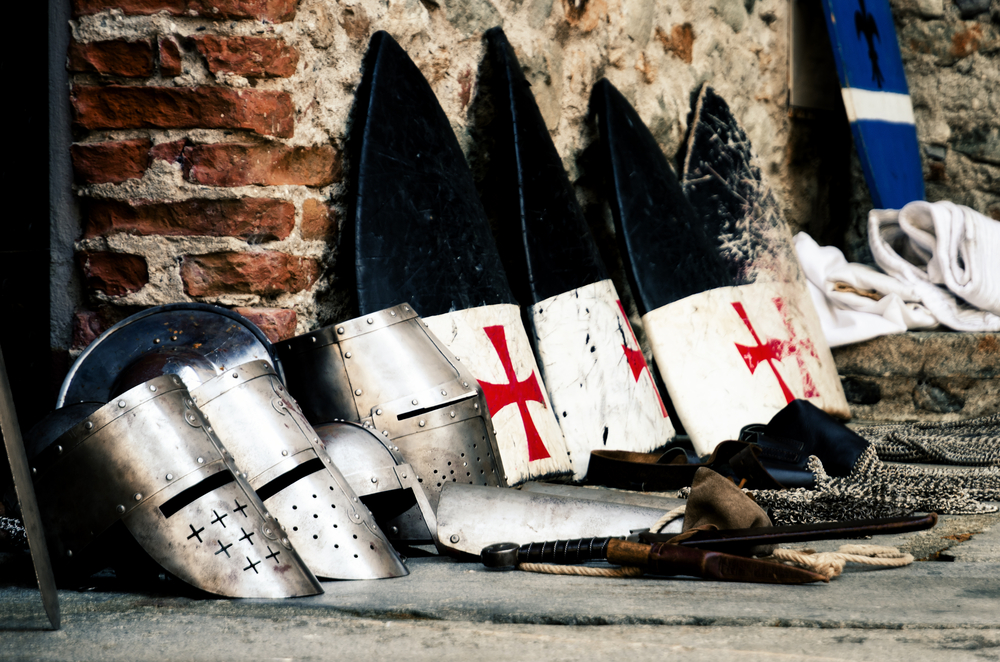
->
483, 27, 608, 305
352, 31, 514, 317
591, 79, 729, 316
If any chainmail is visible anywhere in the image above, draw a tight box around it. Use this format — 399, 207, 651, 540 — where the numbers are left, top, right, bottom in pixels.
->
0, 516, 28, 551
857, 413, 1000, 466
682, 414, 1000, 525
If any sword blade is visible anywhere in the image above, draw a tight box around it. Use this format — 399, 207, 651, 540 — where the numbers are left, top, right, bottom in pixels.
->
0, 347, 60, 629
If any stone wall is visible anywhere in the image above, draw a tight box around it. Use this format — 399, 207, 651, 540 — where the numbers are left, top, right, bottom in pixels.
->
57, 0, 999, 354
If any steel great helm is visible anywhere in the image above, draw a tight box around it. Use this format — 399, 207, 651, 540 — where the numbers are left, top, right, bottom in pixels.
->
58, 303, 407, 580
30, 374, 322, 598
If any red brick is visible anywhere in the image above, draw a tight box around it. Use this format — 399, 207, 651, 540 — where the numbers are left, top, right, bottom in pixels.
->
159, 36, 183, 76
77, 251, 149, 297
232, 306, 298, 342
183, 143, 338, 187
71, 139, 152, 184
72, 0, 184, 17
67, 39, 155, 77
72, 0, 296, 22
150, 139, 186, 163
83, 198, 295, 240
192, 36, 299, 78
181, 252, 320, 297
300, 198, 336, 240
71, 310, 108, 350
71, 86, 294, 138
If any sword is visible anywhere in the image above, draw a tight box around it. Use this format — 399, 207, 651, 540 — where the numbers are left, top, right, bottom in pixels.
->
481, 538, 828, 584
639, 513, 938, 553
0, 347, 60, 629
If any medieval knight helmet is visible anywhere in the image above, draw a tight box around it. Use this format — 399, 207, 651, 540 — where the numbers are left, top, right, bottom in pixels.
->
276, 304, 505, 543
57, 303, 407, 581
29, 374, 322, 598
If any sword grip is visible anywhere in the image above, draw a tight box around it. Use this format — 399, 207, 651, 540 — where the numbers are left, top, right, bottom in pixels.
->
518, 538, 611, 564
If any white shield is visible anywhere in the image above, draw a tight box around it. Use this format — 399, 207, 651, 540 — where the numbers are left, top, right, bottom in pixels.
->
529, 279, 676, 479
423, 304, 571, 484
644, 280, 849, 456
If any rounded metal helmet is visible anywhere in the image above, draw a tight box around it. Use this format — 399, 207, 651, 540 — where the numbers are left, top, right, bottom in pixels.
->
29, 374, 322, 598
275, 305, 505, 538
58, 303, 407, 581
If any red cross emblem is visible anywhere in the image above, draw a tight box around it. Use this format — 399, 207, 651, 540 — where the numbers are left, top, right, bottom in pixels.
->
616, 300, 668, 417
478, 325, 551, 462
732, 298, 819, 404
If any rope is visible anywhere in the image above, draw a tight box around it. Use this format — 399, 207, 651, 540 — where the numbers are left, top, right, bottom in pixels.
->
514, 505, 685, 577
763, 544, 913, 580
650, 505, 686, 533
517, 562, 644, 577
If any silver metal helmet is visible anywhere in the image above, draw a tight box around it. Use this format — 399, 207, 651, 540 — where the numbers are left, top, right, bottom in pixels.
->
275, 305, 505, 513
58, 303, 408, 581
29, 374, 322, 598
311, 420, 438, 545
188, 361, 407, 580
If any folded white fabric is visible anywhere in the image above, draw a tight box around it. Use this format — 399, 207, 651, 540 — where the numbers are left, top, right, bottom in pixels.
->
869, 202, 1000, 332
793, 233, 939, 347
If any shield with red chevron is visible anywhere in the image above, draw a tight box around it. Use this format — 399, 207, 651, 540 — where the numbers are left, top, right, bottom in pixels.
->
594, 80, 848, 456
481, 29, 674, 480
350, 32, 571, 484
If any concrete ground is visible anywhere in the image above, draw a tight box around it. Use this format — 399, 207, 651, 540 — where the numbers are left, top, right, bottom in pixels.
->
2, 506, 999, 662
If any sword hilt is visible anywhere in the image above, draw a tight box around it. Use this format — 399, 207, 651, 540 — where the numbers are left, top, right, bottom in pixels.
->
481, 537, 613, 569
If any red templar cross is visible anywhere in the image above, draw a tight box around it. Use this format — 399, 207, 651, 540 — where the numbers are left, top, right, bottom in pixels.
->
732, 299, 819, 404
478, 325, 551, 462
616, 300, 668, 417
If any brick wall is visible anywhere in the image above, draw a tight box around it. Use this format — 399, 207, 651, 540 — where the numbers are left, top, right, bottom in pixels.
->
66, 0, 334, 348
60, 0, 999, 358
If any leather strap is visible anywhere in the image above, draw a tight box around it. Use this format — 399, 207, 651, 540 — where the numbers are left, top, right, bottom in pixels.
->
587, 440, 784, 491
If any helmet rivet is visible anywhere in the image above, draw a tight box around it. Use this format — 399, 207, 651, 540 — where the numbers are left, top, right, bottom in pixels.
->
281, 450, 288, 456
440, 390, 447, 396
370, 476, 378, 483
173, 377, 181, 385
352, 497, 358, 503
233, 372, 239, 378
153, 338, 161, 344
56, 445, 63, 454
206, 426, 213, 432
85, 421, 93, 430
116, 505, 125, 514
344, 352, 352, 359
418, 420, 426, 427
197, 457, 204, 464
391, 526, 399, 534
133, 492, 142, 501
450, 411, 456, 418
390, 311, 397, 317
171, 335, 178, 341
366, 318, 373, 324
263, 527, 271, 535
375, 409, 382, 416
393, 446, 399, 452
382, 431, 389, 437
354, 513, 360, 519
166, 474, 173, 480
449, 534, 460, 544
310, 336, 317, 343
31, 467, 36, 475
354, 389, 362, 396
282, 538, 290, 545
118, 400, 126, 408
337, 327, 345, 334
463, 382, 469, 387
474, 403, 479, 410
400, 473, 406, 479
411, 399, 418, 405
149, 385, 157, 392
67, 550, 73, 557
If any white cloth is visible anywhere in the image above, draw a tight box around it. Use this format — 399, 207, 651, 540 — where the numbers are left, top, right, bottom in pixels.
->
869, 202, 1000, 331
793, 233, 939, 347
